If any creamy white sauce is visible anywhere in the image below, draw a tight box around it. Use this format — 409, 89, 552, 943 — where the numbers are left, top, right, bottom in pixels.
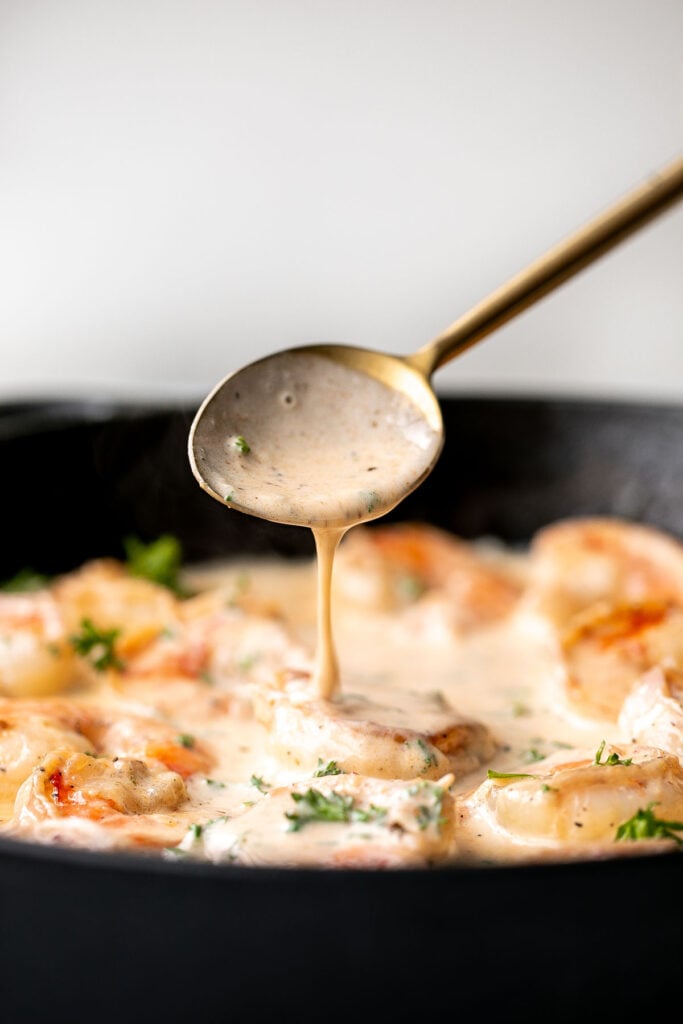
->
311, 527, 346, 699
2, 544, 673, 867
191, 352, 441, 530
172, 553, 614, 864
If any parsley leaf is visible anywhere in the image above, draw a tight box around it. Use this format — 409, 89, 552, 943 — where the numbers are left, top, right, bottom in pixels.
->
123, 534, 184, 595
615, 803, 683, 845
69, 618, 124, 672
359, 489, 380, 514
250, 774, 270, 793
487, 769, 538, 781
593, 739, 633, 767
285, 787, 386, 833
415, 738, 438, 769
0, 568, 51, 592
313, 759, 343, 777
409, 782, 447, 832
234, 436, 250, 454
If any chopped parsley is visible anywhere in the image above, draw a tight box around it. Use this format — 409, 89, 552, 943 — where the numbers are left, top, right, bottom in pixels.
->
250, 774, 270, 793
123, 534, 184, 595
285, 788, 386, 833
177, 733, 196, 749
234, 436, 250, 454
521, 747, 546, 764
511, 700, 531, 718
409, 782, 447, 831
360, 490, 380, 514
224, 492, 234, 503
395, 574, 426, 602
187, 816, 229, 841
615, 803, 683, 845
313, 759, 343, 777
0, 568, 51, 592
487, 769, 538, 781
69, 618, 124, 672
205, 778, 226, 789
491, 770, 540, 778
593, 739, 633, 767
415, 738, 438, 769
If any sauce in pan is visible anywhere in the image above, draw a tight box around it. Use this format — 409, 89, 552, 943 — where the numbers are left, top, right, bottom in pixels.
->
2, 516, 683, 867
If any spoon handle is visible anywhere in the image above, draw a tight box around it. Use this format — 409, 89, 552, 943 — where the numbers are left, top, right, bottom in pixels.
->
408, 153, 683, 379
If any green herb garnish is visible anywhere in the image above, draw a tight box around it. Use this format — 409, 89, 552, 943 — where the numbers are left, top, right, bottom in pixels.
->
313, 759, 343, 777
234, 436, 250, 454
177, 733, 195, 749
250, 774, 270, 793
359, 490, 380, 514
512, 700, 530, 718
396, 574, 426, 602
593, 739, 633, 767
123, 534, 184, 594
205, 778, 226, 789
285, 788, 386, 833
487, 769, 538, 781
69, 618, 124, 672
409, 782, 447, 832
416, 738, 438, 769
0, 568, 51, 592
615, 803, 683, 845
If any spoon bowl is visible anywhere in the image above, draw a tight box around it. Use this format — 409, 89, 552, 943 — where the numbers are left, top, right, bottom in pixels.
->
189, 343, 443, 529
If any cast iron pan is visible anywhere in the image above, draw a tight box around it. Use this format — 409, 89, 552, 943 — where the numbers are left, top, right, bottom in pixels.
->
1, 395, 682, 1023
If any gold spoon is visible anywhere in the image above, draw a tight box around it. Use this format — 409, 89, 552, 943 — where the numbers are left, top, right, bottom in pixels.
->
189, 153, 683, 531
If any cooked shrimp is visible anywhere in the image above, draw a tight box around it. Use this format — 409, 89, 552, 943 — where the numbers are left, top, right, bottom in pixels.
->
74, 709, 215, 780
126, 600, 311, 687
462, 742, 683, 850
525, 517, 683, 631
619, 664, 683, 756
559, 600, 683, 721
333, 522, 525, 632
0, 592, 77, 697
53, 558, 180, 662
0, 703, 92, 805
253, 676, 496, 780
174, 771, 456, 867
8, 748, 189, 850
0, 695, 212, 808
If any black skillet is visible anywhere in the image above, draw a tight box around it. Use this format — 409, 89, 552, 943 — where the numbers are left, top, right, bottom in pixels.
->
1, 395, 681, 1023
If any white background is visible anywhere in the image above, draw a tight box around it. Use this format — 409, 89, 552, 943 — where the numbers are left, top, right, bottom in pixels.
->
1, 0, 682, 405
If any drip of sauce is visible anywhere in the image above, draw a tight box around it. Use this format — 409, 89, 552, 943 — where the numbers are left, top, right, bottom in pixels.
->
312, 527, 346, 699
193, 352, 442, 698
